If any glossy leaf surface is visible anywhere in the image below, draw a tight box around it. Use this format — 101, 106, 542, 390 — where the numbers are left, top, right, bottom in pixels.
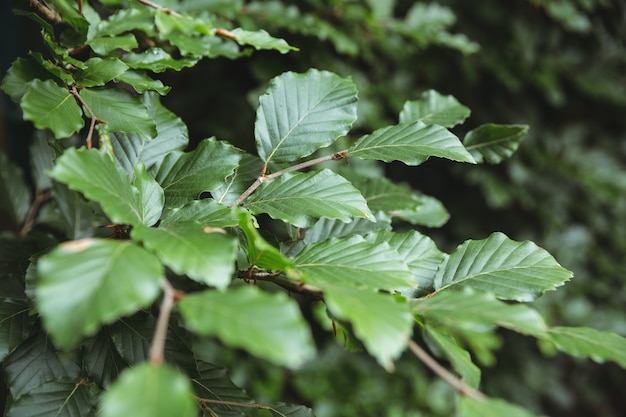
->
399, 90, 471, 127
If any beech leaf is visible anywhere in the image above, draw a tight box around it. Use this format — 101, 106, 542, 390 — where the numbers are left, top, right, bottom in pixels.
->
547, 326, 626, 369
399, 90, 471, 127
464, 124, 528, 164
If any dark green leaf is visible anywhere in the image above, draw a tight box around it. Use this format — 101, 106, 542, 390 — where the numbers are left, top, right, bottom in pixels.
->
463, 124, 528, 164
109, 312, 155, 365
0, 299, 33, 362
547, 326, 626, 369
238, 209, 295, 271
1, 57, 53, 102
192, 360, 255, 412
244, 170, 374, 228
29, 134, 55, 191
0, 152, 31, 228
6, 378, 98, 417
83, 330, 127, 387
160, 199, 239, 228
99, 363, 196, 417
230, 28, 297, 53
75, 57, 129, 87
399, 90, 471, 127
37, 238, 163, 349
269, 403, 315, 417
50, 181, 101, 239
21, 79, 83, 139
154, 138, 242, 208
179, 286, 315, 369
212, 153, 264, 206
434, 232, 573, 301
349, 121, 475, 165
255, 69, 358, 164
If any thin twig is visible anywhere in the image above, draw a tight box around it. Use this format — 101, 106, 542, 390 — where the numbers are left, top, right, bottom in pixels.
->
149, 279, 177, 365
237, 269, 323, 296
214, 28, 239, 40
407, 339, 487, 400
135, 0, 181, 16
69, 86, 101, 149
29, 0, 63, 24
19, 189, 52, 238
230, 150, 348, 207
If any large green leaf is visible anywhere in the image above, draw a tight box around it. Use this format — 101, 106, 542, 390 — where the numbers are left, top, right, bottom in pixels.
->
49, 148, 163, 226
75, 57, 129, 87
99, 363, 196, 417
425, 326, 481, 388
79, 87, 157, 138
114, 70, 170, 95
463, 124, 528, 164
160, 199, 239, 228
179, 286, 315, 369
301, 216, 391, 245
547, 326, 626, 369
131, 222, 237, 289
21, 79, 83, 139
0, 152, 31, 227
293, 235, 413, 291
434, 232, 573, 301
458, 397, 546, 417
243, 170, 374, 228
154, 138, 242, 208
399, 90, 471, 127
322, 284, 412, 370
6, 379, 98, 417
237, 209, 295, 271
122, 47, 200, 72
229, 28, 297, 54
36, 238, 163, 349
348, 121, 476, 165
255, 69, 358, 164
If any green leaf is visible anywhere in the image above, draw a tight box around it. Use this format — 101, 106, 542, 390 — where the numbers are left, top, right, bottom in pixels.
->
458, 397, 546, 417
179, 286, 315, 369
191, 360, 255, 412
293, 235, 413, 291
463, 124, 529, 164
99, 363, 196, 417
269, 403, 315, 417
36, 238, 163, 349
131, 222, 237, 289
161, 199, 239, 228
399, 90, 471, 127
244, 170, 374, 228
238, 209, 295, 271
323, 284, 412, 370
79, 87, 157, 138
21, 79, 83, 139
29, 134, 55, 191
88, 33, 139, 55
230, 28, 297, 53
90, 7, 153, 38
114, 70, 171, 95
154, 138, 242, 208
75, 57, 129, 87
0, 299, 33, 362
255, 69, 358, 164
212, 153, 264, 206
0, 152, 31, 228
50, 181, 101, 239
302, 216, 391, 245
434, 232, 573, 301
425, 326, 481, 388
49, 148, 163, 226
349, 121, 476, 165
1, 57, 53, 102
547, 326, 626, 369
109, 312, 155, 365
122, 47, 199, 72
83, 330, 127, 387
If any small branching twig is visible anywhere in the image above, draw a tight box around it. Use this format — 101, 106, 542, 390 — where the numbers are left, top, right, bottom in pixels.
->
149, 279, 179, 365
237, 269, 322, 297
19, 189, 52, 238
69, 86, 103, 149
230, 150, 348, 207
407, 339, 487, 400
136, 0, 181, 16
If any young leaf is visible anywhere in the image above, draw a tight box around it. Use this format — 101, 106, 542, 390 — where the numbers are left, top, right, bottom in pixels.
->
238, 209, 295, 271
255, 69, 358, 164
49, 148, 163, 226
463, 124, 529, 164
399, 90, 471, 127
75, 57, 129, 87
21, 79, 83, 139
229, 28, 297, 54
293, 235, 414, 291
154, 138, 242, 208
131, 222, 237, 290
546, 326, 626, 369
36, 239, 163, 350
179, 286, 316, 369
434, 232, 573, 301
322, 284, 412, 370
458, 397, 546, 417
79, 87, 157, 138
0, 152, 31, 228
243, 169, 374, 228
348, 121, 476, 165
99, 363, 196, 417
425, 326, 481, 388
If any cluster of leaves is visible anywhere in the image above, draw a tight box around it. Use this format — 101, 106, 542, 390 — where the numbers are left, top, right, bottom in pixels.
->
2, 1, 626, 417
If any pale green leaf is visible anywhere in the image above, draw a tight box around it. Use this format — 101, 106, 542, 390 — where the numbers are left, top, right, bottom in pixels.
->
547, 326, 626, 369
99, 363, 196, 417
154, 138, 241, 208
393, 193, 449, 227
79, 87, 157, 138
0, 152, 31, 227
458, 397, 546, 417
244, 170, 374, 228
464, 124, 528, 164
425, 326, 481, 388
230, 28, 297, 54
179, 286, 315, 369
255, 69, 358, 164
434, 232, 573, 301
49, 148, 162, 226
293, 235, 413, 291
36, 238, 163, 349
160, 199, 239, 228
21, 79, 83, 139
399, 90, 471, 127
75, 57, 129, 87
131, 222, 237, 289
238, 209, 295, 271
323, 284, 412, 370
349, 121, 475, 165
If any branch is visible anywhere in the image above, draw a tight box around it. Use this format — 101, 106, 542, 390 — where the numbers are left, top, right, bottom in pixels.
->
135, 0, 181, 17
230, 150, 348, 207
19, 189, 52, 238
28, 0, 63, 24
149, 279, 179, 365
237, 269, 322, 297
69, 86, 102, 149
407, 339, 487, 400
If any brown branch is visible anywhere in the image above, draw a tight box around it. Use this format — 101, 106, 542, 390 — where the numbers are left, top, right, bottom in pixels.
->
135, 0, 181, 16
69, 86, 103, 149
29, 0, 63, 24
149, 279, 178, 365
19, 189, 52, 238
237, 269, 322, 297
407, 339, 487, 400
214, 28, 239, 40
230, 150, 348, 207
